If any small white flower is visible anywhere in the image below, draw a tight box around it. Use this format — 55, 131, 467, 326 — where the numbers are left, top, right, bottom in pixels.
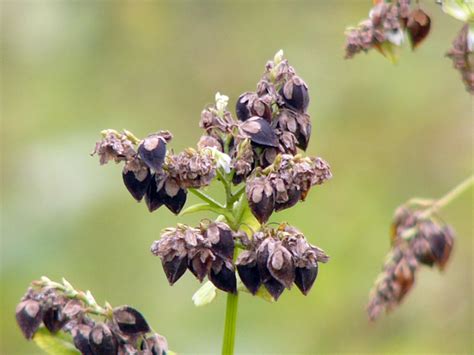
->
192, 281, 217, 307
215, 92, 229, 113
467, 26, 474, 52
440, 0, 473, 22
206, 147, 232, 173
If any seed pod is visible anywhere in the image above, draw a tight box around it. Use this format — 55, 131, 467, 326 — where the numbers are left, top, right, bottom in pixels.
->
204, 222, 235, 261
209, 259, 237, 293
71, 324, 93, 355
236, 92, 272, 122
16, 300, 43, 339
294, 265, 318, 295
113, 306, 150, 335
42, 306, 65, 334
236, 251, 261, 295
158, 255, 185, 285
145, 176, 187, 214
138, 134, 168, 171
246, 177, 275, 223
188, 248, 215, 282
89, 323, 117, 355
122, 161, 152, 202
280, 76, 309, 113
406, 9, 431, 49
240, 117, 279, 148
267, 243, 295, 289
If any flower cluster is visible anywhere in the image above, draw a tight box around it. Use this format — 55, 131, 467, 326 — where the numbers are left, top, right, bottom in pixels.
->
236, 224, 329, 300
16, 277, 169, 355
93, 129, 218, 215
151, 222, 237, 294
367, 205, 455, 320
446, 24, 474, 94
246, 154, 332, 223
344, 0, 431, 59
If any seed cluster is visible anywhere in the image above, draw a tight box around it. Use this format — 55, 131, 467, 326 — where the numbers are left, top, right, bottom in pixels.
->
151, 222, 237, 294
151, 222, 328, 300
344, 0, 431, 59
247, 154, 332, 223
367, 205, 455, 320
236, 224, 329, 300
16, 278, 168, 355
93, 130, 218, 215
446, 24, 474, 94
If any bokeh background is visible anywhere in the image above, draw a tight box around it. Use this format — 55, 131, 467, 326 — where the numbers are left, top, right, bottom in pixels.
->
1, 1, 472, 354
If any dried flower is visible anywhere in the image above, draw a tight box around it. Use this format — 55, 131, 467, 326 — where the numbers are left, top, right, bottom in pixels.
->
92, 130, 136, 165
166, 148, 217, 188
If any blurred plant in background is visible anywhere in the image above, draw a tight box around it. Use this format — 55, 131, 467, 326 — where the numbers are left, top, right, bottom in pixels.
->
344, 0, 474, 93
368, 175, 473, 320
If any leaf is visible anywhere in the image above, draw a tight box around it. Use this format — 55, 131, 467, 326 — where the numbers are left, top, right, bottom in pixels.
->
179, 203, 213, 216
33, 327, 80, 355
192, 281, 217, 307
375, 41, 401, 64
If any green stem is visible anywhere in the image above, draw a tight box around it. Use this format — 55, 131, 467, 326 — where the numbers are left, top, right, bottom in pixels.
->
188, 188, 225, 209
222, 293, 239, 355
420, 174, 474, 218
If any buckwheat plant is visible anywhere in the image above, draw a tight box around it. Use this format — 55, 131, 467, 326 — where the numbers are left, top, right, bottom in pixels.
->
15, 277, 170, 354
344, 0, 474, 93
88, 50, 332, 354
367, 175, 473, 320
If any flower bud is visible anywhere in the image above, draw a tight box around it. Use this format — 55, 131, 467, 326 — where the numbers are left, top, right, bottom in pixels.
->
138, 132, 171, 172
240, 117, 279, 148
280, 76, 309, 113
16, 299, 43, 339
246, 176, 275, 223
89, 323, 117, 355
113, 306, 150, 335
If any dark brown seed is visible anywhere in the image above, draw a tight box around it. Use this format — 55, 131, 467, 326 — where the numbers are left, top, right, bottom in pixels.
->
274, 188, 301, 212
113, 306, 150, 335
263, 278, 285, 300
209, 262, 237, 294
89, 324, 117, 355
267, 245, 295, 289
122, 168, 152, 202
247, 177, 275, 224
138, 135, 167, 171
236, 263, 261, 295
145, 175, 164, 212
241, 117, 279, 148
188, 252, 213, 282
72, 324, 93, 355
235, 92, 253, 121
16, 300, 43, 339
207, 224, 234, 260
280, 76, 309, 113
294, 265, 318, 295
407, 9, 431, 50
42, 306, 65, 334
140, 333, 168, 355
162, 256, 188, 285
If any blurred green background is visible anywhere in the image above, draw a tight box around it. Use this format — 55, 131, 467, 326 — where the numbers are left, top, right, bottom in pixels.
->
1, 1, 472, 354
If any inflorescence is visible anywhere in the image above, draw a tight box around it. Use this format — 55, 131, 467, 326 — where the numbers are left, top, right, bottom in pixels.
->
367, 204, 454, 320
16, 277, 169, 355
344, 0, 431, 59
446, 23, 474, 94
92, 50, 331, 301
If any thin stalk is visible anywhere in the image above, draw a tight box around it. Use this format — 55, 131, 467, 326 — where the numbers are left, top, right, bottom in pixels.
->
188, 188, 226, 209
222, 293, 239, 355
420, 174, 474, 218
